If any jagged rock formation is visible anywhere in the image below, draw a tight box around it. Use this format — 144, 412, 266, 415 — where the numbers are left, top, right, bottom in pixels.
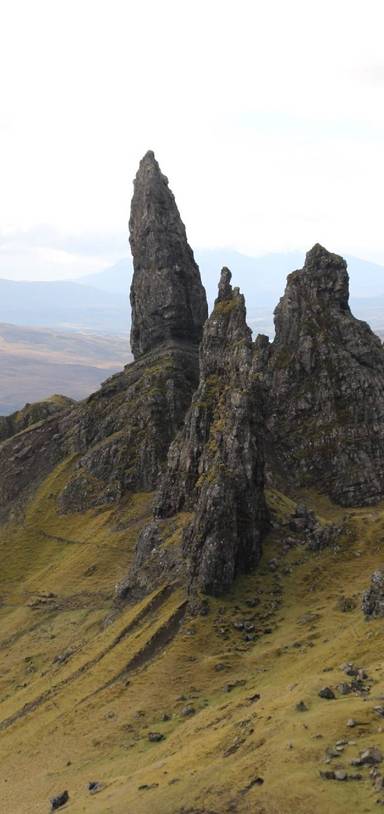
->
258, 244, 384, 506
58, 343, 199, 511
362, 571, 384, 618
0, 395, 74, 444
129, 150, 208, 359
124, 268, 268, 599
288, 504, 342, 552
0, 152, 207, 519
59, 152, 207, 511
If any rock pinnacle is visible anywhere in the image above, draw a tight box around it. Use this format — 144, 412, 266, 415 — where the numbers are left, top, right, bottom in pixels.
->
129, 151, 208, 359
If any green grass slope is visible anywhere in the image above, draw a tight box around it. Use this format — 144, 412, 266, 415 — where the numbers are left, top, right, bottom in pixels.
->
1, 463, 384, 813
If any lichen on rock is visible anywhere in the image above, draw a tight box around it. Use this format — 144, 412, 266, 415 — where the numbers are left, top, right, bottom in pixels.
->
260, 243, 384, 506
125, 267, 268, 599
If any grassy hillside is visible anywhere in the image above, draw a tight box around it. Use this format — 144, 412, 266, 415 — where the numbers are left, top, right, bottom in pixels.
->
1, 455, 384, 812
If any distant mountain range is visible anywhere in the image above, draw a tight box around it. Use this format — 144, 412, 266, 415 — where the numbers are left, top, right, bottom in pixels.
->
0, 248, 383, 336
0, 277, 129, 333
81, 249, 384, 336
80, 248, 384, 302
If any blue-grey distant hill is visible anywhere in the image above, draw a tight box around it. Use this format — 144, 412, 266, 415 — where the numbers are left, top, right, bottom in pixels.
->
79, 249, 384, 336
0, 248, 383, 336
0, 278, 128, 333
80, 248, 384, 305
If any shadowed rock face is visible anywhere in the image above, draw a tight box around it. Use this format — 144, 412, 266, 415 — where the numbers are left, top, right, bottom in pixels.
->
129, 151, 208, 359
125, 268, 268, 599
0, 154, 206, 519
259, 243, 384, 506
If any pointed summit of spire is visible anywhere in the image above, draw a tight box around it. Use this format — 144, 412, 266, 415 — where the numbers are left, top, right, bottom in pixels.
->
129, 151, 208, 359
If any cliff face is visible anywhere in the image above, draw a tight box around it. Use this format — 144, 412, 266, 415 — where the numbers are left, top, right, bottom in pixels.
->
126, 269, 268, 598
58, 343, 200, 511
0, 152, 207, 519
59, 153, 207, 511
129, 151, 208, 359
261, 243, 384, 505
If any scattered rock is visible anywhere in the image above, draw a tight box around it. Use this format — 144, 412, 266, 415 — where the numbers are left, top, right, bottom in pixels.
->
240, 777, 264, 794
319, 687, 336, 700
295, 701, 308, 712
361, 747, 383, 765
50, 791, 69, 810
338, 683, 352, 695
334, 770, 347, 781
246, 693, 261, 704
138, 783, 159, 791
87, 781, 103, 794
148, 732, 165, 743
53, 650, 73, 666
181, 705, 196, 717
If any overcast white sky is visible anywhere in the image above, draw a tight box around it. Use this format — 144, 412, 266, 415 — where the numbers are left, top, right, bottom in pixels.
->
1, 0, 384, 280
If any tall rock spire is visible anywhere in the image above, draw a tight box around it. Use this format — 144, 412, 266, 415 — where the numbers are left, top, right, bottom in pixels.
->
262, 244, 384, 506
129, 151, 208, 359
121, 268, 268, 600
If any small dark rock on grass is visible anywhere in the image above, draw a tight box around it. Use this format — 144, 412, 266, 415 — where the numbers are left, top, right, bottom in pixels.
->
181, 705, 196, 717
352, 747, 382, 766
50, 791, 69, 810
319, 687, 336, 700
148, 732, 165, 742
88, 781, 104, 794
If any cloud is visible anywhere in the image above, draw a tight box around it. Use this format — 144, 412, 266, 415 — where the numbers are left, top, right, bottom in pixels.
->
0, 226, 129, 281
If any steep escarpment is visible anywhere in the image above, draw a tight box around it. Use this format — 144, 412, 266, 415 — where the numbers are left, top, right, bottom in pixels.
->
129, 150, 208, 359
59, 153, 207, 511
0, 152, 207, 519
259, 243, 384, 506
125, 268, 268, 599
58, 342, 199, 511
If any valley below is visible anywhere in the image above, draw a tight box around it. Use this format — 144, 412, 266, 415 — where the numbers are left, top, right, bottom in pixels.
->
0, 324, 130, 414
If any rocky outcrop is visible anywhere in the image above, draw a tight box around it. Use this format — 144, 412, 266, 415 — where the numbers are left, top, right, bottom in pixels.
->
259, 244, 384, 506
0, 153, 207, 519
0, 408, 71, 523
124, 269, 268, 599
129, 150, 208, 359
59, 152, 208, 511
0, 395, 74, 444
59, 343, 200, 511
362, 571, 384, 618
